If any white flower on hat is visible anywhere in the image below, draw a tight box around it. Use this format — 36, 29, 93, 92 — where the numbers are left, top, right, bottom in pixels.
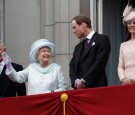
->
123, 4, 135, 22
123, 5, 132, 17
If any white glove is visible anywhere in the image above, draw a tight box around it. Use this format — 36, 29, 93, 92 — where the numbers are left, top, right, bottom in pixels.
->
2, 52, 12, 71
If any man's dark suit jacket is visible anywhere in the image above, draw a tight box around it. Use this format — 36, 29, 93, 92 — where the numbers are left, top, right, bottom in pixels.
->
70, 32, 111, 88
0, 63, 26, 97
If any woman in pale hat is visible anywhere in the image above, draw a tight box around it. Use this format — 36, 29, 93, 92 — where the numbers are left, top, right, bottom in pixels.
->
118, 4, 135, 85
2, 39, 68, 95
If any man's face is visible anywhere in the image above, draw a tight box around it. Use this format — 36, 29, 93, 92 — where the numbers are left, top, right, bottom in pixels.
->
71, 20, 85, 39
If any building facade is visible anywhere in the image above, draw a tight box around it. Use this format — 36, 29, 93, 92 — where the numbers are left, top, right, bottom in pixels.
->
0, 0, 135, 88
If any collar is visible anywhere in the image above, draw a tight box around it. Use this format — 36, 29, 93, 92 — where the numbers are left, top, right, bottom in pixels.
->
32, 63, 58, 74
86, 30, 95, 40
0, 61, 5, 66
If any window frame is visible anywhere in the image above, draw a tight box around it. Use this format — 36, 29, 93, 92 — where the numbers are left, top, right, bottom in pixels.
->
0, 0, 4, 42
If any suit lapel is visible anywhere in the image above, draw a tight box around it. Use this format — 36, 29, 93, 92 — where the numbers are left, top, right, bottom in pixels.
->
81, 32, 97, 61
75, 41, 84, 69
0, 65, 10, 94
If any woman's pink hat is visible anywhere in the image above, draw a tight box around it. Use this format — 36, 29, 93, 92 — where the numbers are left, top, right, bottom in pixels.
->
123, 4, 135, 22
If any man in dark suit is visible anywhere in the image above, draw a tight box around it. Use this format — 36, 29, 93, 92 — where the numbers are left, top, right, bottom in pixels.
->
70, 15, 111, 89
0, 40, 26, 97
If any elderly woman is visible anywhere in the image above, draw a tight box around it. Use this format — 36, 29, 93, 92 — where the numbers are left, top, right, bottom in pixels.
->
2, 39, 68, 95
118, 5, 135, 85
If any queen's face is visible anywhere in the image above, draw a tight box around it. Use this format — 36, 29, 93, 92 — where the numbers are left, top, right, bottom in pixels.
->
127, 19, 135, 35
36, 46, 51, 64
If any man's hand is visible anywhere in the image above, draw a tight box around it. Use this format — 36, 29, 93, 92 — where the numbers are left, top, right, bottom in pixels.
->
76, 79, 86, 89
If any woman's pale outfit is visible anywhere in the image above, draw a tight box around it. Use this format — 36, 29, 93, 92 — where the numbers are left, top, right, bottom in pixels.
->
6, 63, 68, 95
118, 40, 135, 81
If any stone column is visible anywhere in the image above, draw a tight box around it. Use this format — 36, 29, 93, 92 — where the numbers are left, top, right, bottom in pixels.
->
54, 0, 80, 88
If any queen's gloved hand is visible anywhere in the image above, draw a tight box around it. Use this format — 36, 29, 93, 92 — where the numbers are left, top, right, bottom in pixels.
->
2, 52, 12, 71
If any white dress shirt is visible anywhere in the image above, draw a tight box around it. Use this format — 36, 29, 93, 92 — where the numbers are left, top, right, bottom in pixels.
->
0, 61, 5, 74
86, 30, 95, 43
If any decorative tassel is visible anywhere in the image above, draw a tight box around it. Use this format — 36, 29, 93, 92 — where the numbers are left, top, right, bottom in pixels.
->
61, 93, 68, 115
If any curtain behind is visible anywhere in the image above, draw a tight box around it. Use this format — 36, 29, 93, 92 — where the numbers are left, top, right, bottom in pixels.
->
103, 0, 128, 86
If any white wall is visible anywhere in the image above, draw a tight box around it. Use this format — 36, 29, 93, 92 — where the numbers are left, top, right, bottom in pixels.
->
5, 0, 40, 67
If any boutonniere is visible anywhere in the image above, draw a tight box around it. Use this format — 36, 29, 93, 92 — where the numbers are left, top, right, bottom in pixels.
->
92, 42, 95, 46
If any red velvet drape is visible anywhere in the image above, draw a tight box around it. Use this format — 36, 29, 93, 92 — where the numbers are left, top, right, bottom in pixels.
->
0, 85, 135, 115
